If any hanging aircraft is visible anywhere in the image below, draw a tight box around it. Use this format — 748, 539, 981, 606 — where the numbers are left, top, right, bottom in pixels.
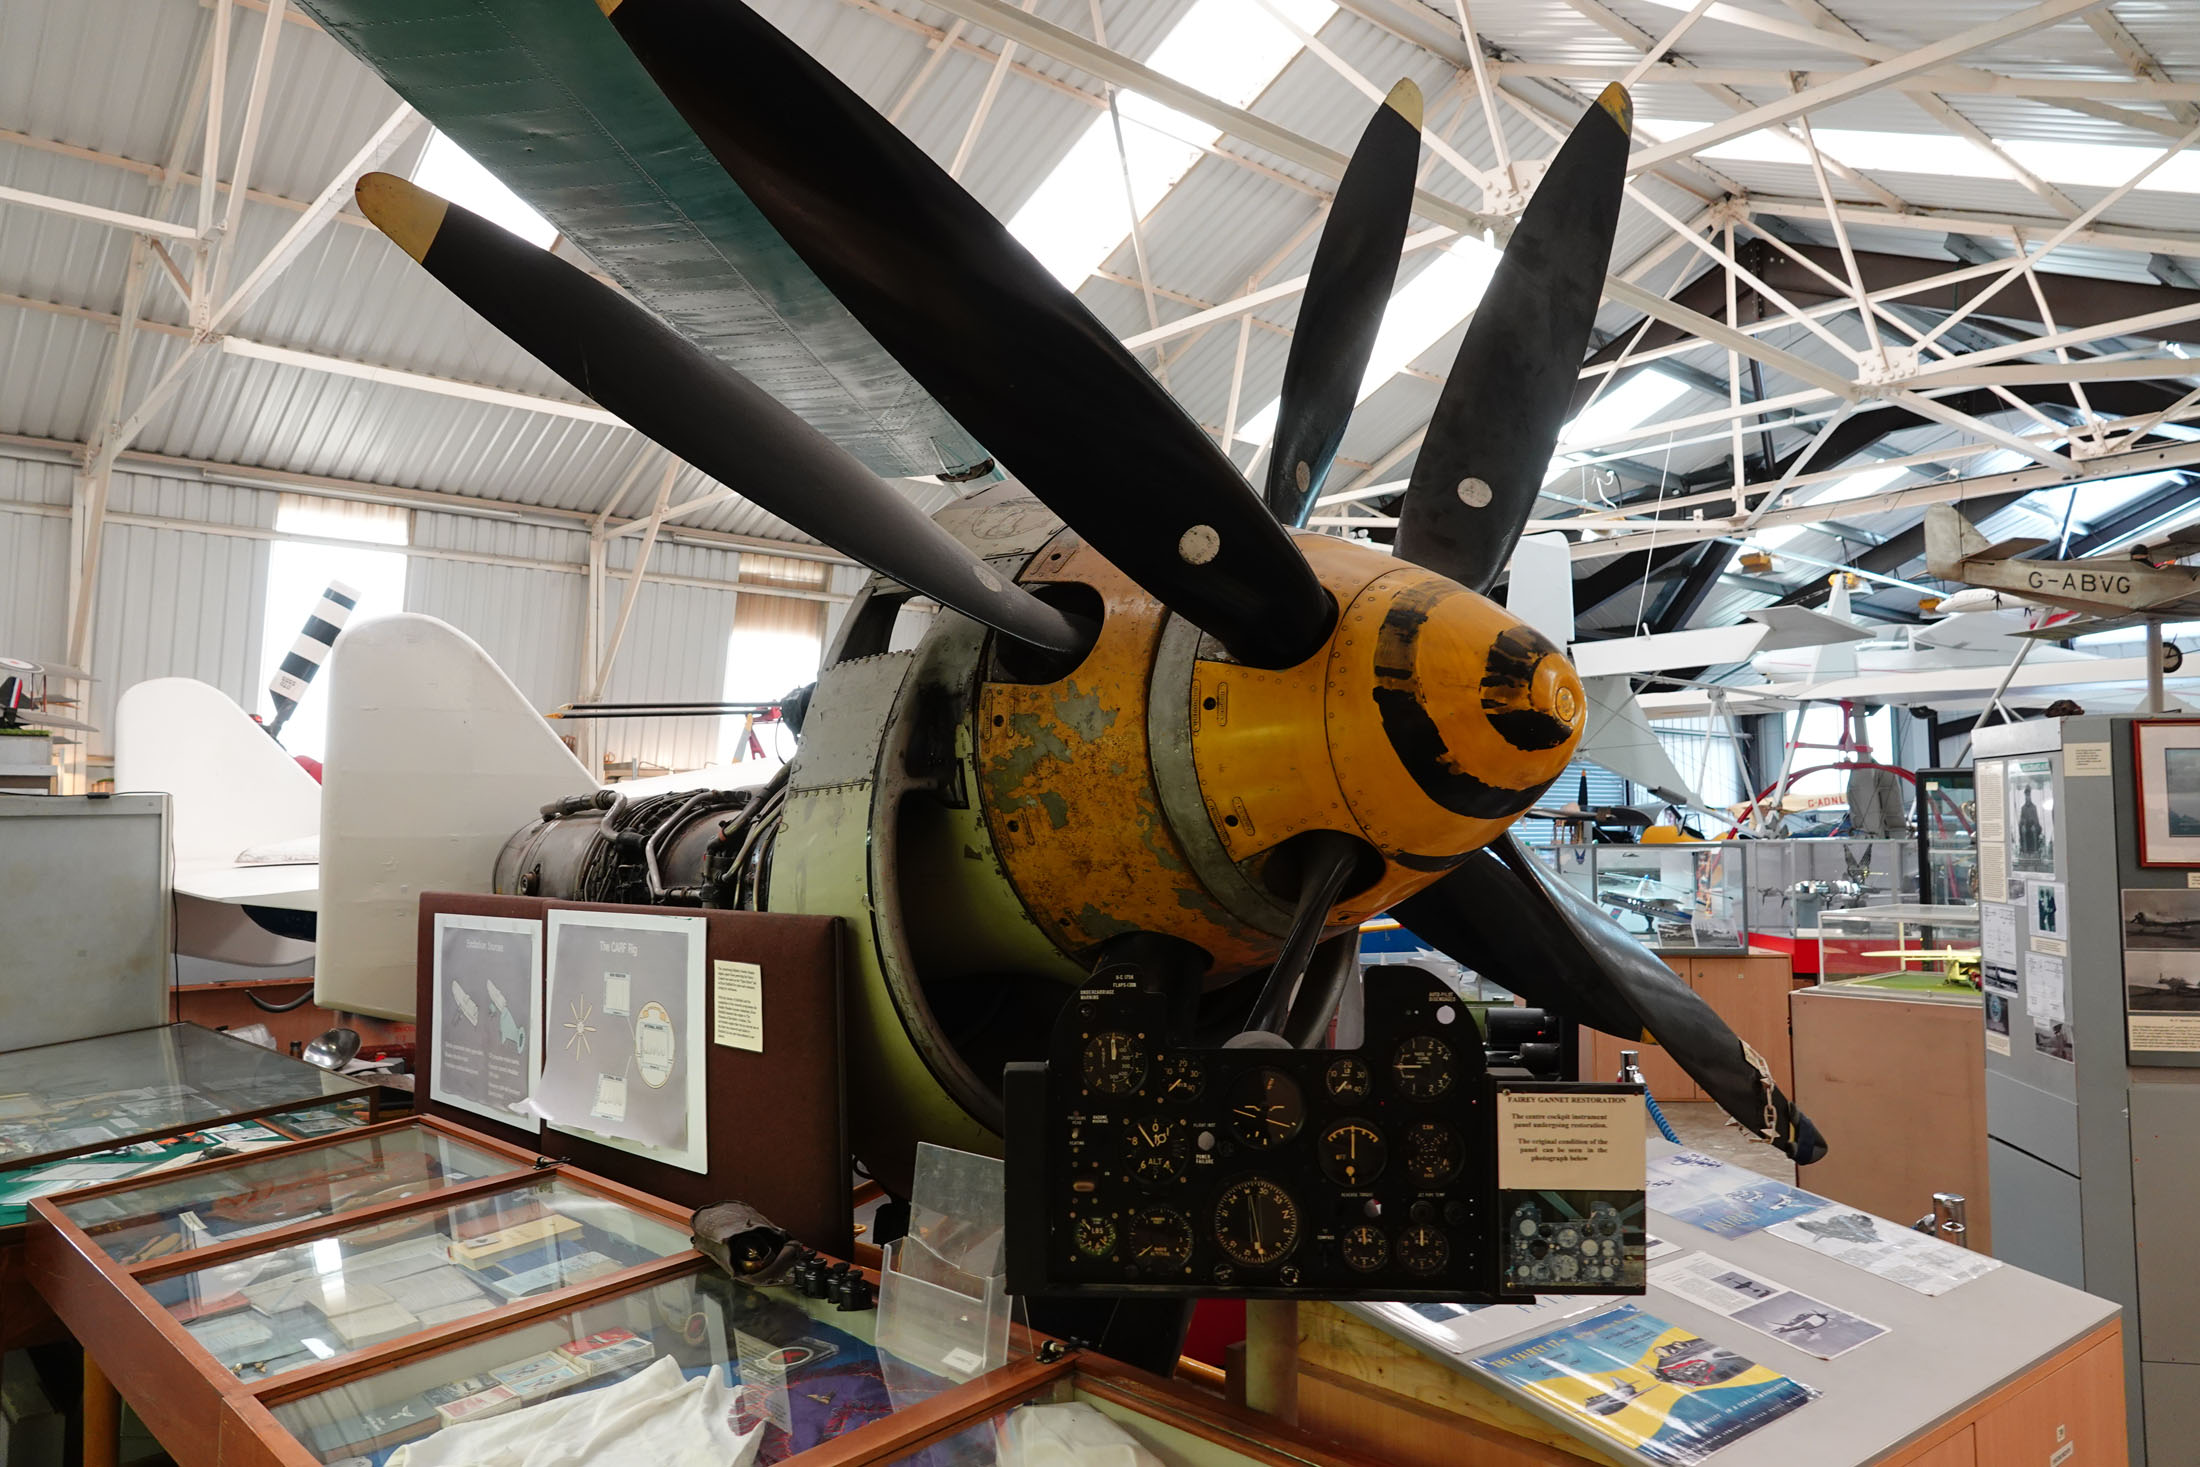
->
284, 0, 1824, 1197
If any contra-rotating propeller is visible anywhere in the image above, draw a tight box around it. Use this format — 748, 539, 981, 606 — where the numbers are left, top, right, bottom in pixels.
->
351, 174, 1088, 658
592, 0, 1333, 671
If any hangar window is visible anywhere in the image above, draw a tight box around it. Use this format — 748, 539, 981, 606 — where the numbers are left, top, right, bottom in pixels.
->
256, 493, 410, 759
410, 130, 557, 248
724, 553, 829, 767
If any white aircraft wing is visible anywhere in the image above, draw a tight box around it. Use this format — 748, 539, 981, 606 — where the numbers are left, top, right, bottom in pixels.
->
1640, 652, 2200, 718
1743, 605, 1875, 652
173, 860, 320, 909
1572, 625, 1771, 679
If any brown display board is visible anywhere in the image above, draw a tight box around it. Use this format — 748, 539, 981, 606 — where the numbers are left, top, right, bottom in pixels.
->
413, 893, 850, 1256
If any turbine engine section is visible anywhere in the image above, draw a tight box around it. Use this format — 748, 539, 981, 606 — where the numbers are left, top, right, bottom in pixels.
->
493, 775, 789, 909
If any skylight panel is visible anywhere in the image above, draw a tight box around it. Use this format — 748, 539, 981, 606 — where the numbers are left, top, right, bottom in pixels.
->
1543, 369, 1691, 485
411, 130, 558, 249
1234, 236, 1504, 444
1634, 119, 2200, 197
1006, 0, 1335, 287
1747, 464, 1907, 549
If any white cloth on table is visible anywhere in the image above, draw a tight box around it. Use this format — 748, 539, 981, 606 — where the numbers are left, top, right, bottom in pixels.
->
389, 1355, 761, 1467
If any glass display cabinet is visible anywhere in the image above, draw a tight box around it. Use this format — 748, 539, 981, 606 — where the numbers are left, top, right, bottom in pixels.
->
31, 1116, 1378, 1467
1544, 842, 1750, 950
1744, 837, 1919, 940
1916, 767, 1979, 907
0, 1023, 372, 1171
1806, 904, 1984, 994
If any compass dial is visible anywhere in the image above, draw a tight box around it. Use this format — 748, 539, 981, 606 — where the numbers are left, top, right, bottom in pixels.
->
1227, 1068, 1305, 1149
1403, 1120, 1464, 1184
1127, 1206, 1194, 1269
1124, 1115, 1188, 1188
1081, 1031, 1147, 1096
1391, 1035, 1456, 1101
1339, 1223, 1389, 1273
1213, 1179, 1299, 1267
1397, 1223, 1450, 1276
1317, 1120, 1388, 1187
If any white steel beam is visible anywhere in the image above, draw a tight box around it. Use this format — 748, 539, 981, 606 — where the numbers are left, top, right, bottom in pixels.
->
1628, 0, 2112, 175
217, 338, 621, 424
592, 460, 680, 700
208, 0, 286, 313
0, 185, 200, 240
215, 105, 419, 331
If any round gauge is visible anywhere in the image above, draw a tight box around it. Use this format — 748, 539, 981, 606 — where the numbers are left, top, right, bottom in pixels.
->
1324, 1055, 1373, 1103
1124, 1115, 1189, 1188
1390, 1035, 1456, 1101
1126, 1206, 1195, 1269
1227, 1068, 1306, 1149
1398, 1223, 1450, 1276
1553, 1253, 1581, 1281
1339, 1223, 1389, 1273
1579, 1237, 1602, 1258
1317, 1120, 1388, 1187
1154, 1054, 1206, 1103
1073, 1213, 1117, 1258
1555, 1225, 1581, 1251
1081, 1031, 1147, 1096
1516, 1213, 1541, 1238
1589, 1202, 1620, 1236
1213, 1179, 1300, 1267
1403, 1121, 1464, 1184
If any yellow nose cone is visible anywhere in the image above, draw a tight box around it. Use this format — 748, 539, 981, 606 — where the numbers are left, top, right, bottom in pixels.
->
1328, 567, 1583, 862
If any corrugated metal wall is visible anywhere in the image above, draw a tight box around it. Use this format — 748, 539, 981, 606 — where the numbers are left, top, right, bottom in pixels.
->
88, 470, 274, 752
0, 451, 843, 776
0, 457, 71, 667
594, 537, 740, 773
406, 510, 587, 714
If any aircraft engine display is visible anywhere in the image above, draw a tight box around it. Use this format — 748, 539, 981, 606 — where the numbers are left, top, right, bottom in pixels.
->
316, 0, 1825, 1204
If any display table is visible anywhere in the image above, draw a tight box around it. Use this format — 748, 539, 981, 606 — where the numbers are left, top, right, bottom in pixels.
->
1578, 949, 1798, 1100
0, 1026, 375, 1353
1791, 981, 1990, 1249
1253, 1142, 2120, 1467
29, 1115, 1390, 1467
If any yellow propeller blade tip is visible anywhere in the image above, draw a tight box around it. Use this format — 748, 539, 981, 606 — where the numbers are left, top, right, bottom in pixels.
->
1596, 83, 1633, 136
595, 0, 623, 13
1384, 78, 1424, 131
354, 172, 447, 265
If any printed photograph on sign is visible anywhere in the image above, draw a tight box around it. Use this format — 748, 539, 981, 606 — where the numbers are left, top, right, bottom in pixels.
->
429, 913, 542, 1129
2007, 759, 2056, 876
2134, 722, 2200, 866
538, 909, 709, 1172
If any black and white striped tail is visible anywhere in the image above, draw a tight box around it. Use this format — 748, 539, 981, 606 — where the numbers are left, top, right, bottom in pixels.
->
266, 581, 358, 740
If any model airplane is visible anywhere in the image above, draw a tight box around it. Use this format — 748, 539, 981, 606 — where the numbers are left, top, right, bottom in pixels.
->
292, 0, 1823, 1205
0, 656, 95, 734
1927, 504, 2200, 622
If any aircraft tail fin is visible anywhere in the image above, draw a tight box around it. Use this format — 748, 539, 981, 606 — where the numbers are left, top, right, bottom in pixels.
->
114, 677, 321, 896
1579, 676, 1698, 808
315, 614, 590, 1019
1505, 532, 1576, 648
1925, 504, 1993, 578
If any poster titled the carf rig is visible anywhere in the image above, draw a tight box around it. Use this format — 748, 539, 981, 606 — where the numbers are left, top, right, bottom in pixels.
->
1472, 1303, 1817, 1465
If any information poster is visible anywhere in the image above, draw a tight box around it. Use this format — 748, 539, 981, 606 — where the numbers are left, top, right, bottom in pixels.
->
1975, 759, 2006, 844
2026, 880, 2065, 944
1471, 1304, 1817, 1465
2121, 888, 2200, 1056
1984, 992, 2011, 1055
1980, 902, 2018, 969
540, 910, 709, 1173
1644, 1152, 1825, 1238
1649, 1251, 1886, 1360
1768, 1203, 2001, 1295
1977, 841, 2008, 906
430, 913, 542, 1127
2025, 951, 2073, 1062
2007, 758, 2057, 875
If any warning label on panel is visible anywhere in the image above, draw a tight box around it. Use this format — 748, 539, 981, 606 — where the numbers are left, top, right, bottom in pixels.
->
1495, 1089, 1645, 1191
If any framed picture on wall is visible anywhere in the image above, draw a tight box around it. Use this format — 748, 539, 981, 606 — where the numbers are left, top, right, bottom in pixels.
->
2132, 721, 2200, 866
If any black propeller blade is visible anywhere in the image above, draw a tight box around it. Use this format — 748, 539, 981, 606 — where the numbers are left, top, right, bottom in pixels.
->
1393, 86, 1632, 594
1264, 80, 1423, 527
353, 174, 1088, 657
594, 0, 1333, 669
1394, 835, 1827, 1164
